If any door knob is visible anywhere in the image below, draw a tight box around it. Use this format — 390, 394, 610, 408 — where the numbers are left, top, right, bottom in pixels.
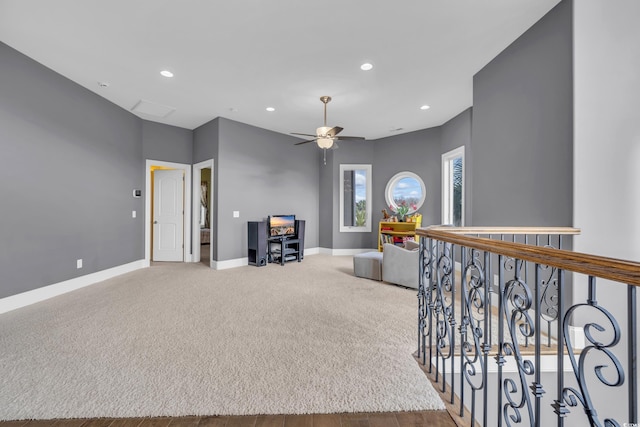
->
153, 221, 158, 224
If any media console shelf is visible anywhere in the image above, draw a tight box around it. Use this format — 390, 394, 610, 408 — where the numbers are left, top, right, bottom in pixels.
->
248, 219, 305, 267
268, 236, 301, 265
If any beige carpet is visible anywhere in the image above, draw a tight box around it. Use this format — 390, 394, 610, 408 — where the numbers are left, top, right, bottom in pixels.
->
0, 255, 444, 420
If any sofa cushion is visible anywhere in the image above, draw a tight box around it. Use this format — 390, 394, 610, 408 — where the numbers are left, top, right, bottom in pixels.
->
353, 251, 384, 281
382, 243, 419, 289
404, 240, 420, 251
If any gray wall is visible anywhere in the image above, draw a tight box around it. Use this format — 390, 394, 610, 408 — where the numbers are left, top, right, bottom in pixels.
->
471, 0, 573, 227
0, 42, 144, 298
319, 111, 470, 251
327, 141, 375, 250
216, 118, 319, 260
0, 0, 580, 301
572, 0, 640, 419
373, 127, 442, 247
193, 118, 219, 165
142, 120, 193, 164
573, 0, 640, 260
318, 149, 334, 249
193, 118, 220, 259
441, 108, 473, 225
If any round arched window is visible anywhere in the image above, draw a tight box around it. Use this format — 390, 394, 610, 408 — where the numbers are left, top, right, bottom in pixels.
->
385, 171, 426, 214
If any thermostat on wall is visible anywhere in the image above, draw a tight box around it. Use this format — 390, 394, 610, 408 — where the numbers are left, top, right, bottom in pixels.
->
133, 189, 141, 198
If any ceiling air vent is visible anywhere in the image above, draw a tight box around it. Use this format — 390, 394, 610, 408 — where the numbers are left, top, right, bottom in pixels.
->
131, 99, 176, 118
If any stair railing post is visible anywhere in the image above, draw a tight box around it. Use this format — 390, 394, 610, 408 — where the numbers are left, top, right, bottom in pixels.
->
450, 242, 456, 405
459, 246, 467, 418
629, 284, 637, 424
482, 250, 490, 427
418, 236, 425, 362
553, 269, 568, 426
531, 263, 545, 427
496, 254, 505, 427
428, 238, 436, 373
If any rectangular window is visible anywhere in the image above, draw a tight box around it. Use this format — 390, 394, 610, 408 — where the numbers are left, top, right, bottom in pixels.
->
340, 164, 372, 232
442, 146, 464, 226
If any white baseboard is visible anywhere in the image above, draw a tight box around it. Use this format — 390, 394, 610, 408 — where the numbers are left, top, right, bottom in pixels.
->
568, 325, 585, 349
0, 259, 147, 314
319, 247, 377, 256
1, 248, 379, 312
432, 354, 574, 374
212, 257, 248, 270
211, 248, 322, 270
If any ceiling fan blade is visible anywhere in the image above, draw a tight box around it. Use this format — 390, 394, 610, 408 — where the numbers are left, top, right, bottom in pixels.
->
336, 136, 366, 141
326, 126, 343, 137
294, 138, 317, 146
291, 132, 317, 137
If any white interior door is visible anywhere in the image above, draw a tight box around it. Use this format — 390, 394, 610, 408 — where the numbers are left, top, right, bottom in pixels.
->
153, 169, 184, 261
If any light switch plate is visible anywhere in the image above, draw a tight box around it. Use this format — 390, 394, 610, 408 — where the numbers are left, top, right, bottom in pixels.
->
233, 211, 240, 218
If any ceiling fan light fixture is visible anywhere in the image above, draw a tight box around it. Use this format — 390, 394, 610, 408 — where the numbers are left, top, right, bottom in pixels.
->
316, 126, 331, 137
291, 96, 363, 158
317, 138, 334, 149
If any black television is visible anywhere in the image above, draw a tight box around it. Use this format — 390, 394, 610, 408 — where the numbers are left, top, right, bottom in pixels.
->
268, 214, 296, 237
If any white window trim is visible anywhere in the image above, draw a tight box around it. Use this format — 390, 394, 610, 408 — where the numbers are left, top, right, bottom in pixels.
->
384, 171, 426, 214
442, 146, 465, 226
339, 164, 372, 232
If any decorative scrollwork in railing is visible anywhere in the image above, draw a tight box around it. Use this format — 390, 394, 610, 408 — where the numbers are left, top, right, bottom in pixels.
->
418, 238, 436, 367
502, 239, 562, 349
539, 265, 558, 313
415, 226, 640, 427
539, 240, 561, 347
562, 278, 624, 427
435, 241, 455, 381
500, 257, 530, 349
502, 275, 536, 427
459, 247, 487, 414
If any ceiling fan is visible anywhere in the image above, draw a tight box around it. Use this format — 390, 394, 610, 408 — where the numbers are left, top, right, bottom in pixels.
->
292, 96, 365, 153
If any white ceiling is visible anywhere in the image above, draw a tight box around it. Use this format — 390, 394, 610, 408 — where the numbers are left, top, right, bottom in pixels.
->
0, 0, 560, 140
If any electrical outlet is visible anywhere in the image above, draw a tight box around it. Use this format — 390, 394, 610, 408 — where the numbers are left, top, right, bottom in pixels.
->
77, 259, 83, 269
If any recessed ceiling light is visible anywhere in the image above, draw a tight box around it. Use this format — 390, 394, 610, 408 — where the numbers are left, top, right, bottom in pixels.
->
420, 105, 431, 110
160, 70, 174, 78
360, 63, 373, 71
266, 107, 275, 112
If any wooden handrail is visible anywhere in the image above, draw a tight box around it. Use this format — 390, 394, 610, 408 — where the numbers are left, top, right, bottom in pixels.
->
423, 225, 581, 235
417, 226, 640, 287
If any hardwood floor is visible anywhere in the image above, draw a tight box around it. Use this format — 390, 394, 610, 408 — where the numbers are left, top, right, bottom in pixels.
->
0, 411, 456, 427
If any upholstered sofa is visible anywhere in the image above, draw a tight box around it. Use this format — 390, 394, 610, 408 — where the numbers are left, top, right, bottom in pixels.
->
381, 241, 420, 289
353, 241, 420, 289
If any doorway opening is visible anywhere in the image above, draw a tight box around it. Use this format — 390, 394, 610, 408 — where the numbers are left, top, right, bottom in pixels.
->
145, 160, 192, 264
192, 159, 214, 267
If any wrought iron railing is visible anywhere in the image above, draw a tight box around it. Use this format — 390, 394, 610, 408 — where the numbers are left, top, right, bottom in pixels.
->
416, 226, 639, 427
